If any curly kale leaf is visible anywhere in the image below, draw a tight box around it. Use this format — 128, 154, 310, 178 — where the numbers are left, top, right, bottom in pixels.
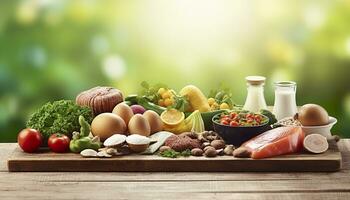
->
26, 100, 93, 139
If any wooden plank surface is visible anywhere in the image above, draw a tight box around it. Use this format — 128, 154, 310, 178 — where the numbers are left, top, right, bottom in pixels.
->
7, 140, 342, 172
1, 140, 350, 200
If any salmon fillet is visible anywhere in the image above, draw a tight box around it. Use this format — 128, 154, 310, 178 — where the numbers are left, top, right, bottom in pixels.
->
241, 127, 305, 159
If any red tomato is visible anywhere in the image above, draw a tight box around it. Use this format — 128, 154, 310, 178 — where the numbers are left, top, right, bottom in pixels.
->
230, 113, 237, 119
17, 128, 43, 153
48, 133, 70, 153
230, 121, 239, 127
255, 115, 262, 121
221, 119, 230, 125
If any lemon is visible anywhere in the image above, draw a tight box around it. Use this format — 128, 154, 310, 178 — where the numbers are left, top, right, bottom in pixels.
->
160, 109, 185, 126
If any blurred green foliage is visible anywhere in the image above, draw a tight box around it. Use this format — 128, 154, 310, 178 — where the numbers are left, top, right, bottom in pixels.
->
1, 0, 350, 142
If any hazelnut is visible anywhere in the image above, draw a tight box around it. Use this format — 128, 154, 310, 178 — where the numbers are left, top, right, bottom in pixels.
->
233, 147, 252, 158
201, 142, 210, 148
198, 134, 209, 143
191, 148, 204, 156
203, 146, 212, 152
211, 140, 226, 150
224, 145, 235, 155
204, 147, 217, 157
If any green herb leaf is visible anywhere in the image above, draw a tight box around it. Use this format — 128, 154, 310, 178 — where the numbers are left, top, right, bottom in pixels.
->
26, 100, 93, 139
159, 149, 192, 158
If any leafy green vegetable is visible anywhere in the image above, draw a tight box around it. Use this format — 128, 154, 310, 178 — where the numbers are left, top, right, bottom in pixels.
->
26, 100, 93, 139
140, 81, 168, 104
159, 149, 191, 158
171, 94, 190, 112
139, 81, 190, 112
180, 149, 191, 157
208, 83, 235, 107
259, 109, 277, 125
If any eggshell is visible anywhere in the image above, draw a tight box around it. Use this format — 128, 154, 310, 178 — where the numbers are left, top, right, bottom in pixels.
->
91, 113, 127, 141
128, 114, 151, 137
112, 103, 134, 125
143, 110, 163, 134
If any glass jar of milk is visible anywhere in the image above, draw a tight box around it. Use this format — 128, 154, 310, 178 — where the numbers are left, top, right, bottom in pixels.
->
273, 81, 298, 120
243, 76, 267, 112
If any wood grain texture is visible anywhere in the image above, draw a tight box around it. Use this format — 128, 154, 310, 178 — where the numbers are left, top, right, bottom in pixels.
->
0, 140, 350, 200
6, 141, 342, 172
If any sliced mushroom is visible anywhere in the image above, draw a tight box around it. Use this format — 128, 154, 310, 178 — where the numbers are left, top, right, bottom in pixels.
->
80, 149, 98, 157
103, 134, 126, 147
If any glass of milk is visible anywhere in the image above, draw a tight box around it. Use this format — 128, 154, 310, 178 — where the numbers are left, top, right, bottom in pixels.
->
273, 81, 298, 121
243, 76, 267, 112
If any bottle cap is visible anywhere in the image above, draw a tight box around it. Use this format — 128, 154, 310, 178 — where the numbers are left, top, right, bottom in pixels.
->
245, 76, 266, 85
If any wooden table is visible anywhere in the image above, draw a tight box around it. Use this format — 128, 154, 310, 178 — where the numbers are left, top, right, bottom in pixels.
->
1, 141, 350, 200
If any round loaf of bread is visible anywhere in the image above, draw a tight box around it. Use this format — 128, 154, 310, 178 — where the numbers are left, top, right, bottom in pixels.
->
76, 86, 123, 115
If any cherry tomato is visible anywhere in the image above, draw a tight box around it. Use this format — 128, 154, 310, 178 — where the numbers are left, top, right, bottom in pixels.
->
230, 121, 239, 127
221, 119, 230, 125
17, 128, 43, 153
230, 113, 237, 119
255, 115, 262, 121
48, 133, 70, 153
247, 119, 254, 124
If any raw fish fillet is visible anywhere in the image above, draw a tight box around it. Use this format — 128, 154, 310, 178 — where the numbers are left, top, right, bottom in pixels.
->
241, 127, 305, 159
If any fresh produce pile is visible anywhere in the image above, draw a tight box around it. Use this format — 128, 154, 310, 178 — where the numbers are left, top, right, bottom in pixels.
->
17, 79, 338, 160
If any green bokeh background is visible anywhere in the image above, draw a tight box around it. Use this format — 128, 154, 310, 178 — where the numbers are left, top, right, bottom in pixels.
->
1, 0, 350, 142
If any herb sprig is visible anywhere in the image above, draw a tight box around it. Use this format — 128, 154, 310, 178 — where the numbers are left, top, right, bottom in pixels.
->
159, 149, 191, 158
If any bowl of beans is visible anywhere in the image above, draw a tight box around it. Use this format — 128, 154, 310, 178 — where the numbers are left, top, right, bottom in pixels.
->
212, 110, 271, 146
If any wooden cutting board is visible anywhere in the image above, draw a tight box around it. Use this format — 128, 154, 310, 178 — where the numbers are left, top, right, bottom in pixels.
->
7, 140, 342, 172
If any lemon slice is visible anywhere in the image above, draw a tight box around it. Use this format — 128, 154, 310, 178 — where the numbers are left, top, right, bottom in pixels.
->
160, 109, 185, 126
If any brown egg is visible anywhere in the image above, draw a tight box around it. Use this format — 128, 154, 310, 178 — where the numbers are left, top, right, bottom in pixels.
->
143, 110, 163, 134
128, 114, 151, 137
112, 103, 134, 125
91, 113, 127, 141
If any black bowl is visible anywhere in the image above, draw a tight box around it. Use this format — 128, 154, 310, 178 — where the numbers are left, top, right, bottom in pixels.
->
212, 113, 271, 147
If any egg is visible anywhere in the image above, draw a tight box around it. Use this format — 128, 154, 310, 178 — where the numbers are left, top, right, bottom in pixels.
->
128, 114, 151, 137
112, 103, 134, 125
91, 113, 127, 141
143, 110, 163, 134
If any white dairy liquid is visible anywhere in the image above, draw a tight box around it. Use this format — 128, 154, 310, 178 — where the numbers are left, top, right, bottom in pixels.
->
243, 85, 267, 113
273, 89, 297, 120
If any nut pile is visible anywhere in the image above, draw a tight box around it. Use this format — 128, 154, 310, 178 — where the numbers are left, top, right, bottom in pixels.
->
275, 117, 302, 127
